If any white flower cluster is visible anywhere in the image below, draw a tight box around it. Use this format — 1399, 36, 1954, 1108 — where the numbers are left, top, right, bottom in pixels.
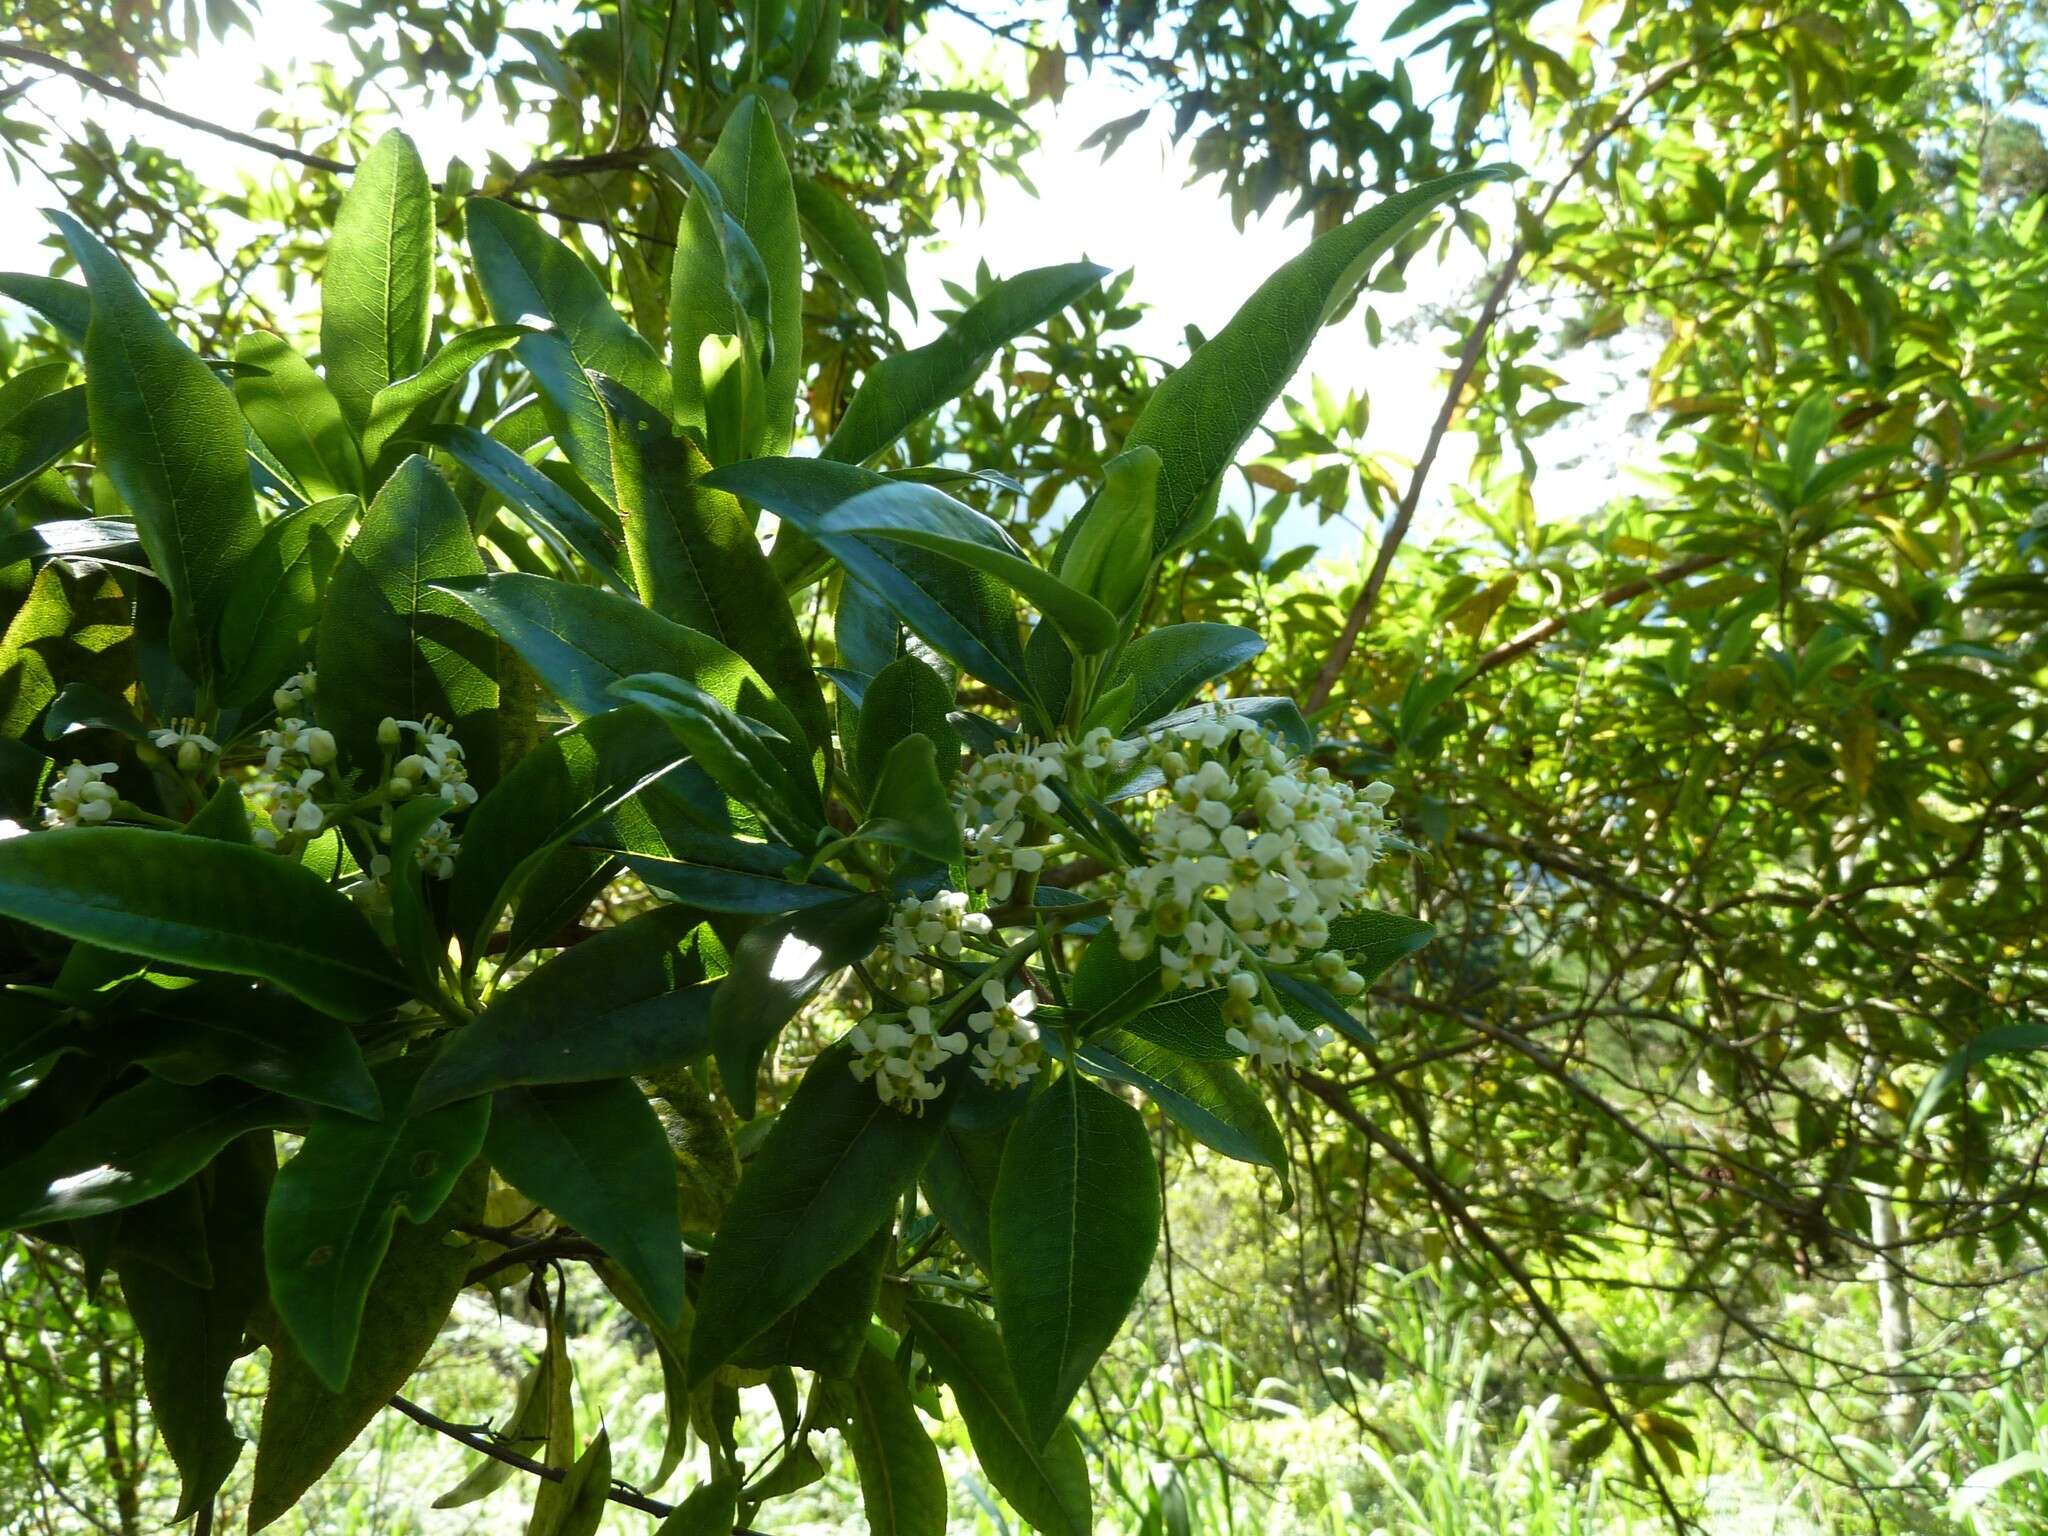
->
1219, 971, 1328, 1071
43, 761, 118, 828
874, 890, 991, 1003
389, 715, 477, 808
272, 668, 316, 714
956, 741, 1066, 901
847, 1006, 968, 1114
151, 719, 219, 774
965, 980, 1042, 1089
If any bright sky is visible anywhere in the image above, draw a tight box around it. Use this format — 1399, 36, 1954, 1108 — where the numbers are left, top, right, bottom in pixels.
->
0, 2, 1652, 559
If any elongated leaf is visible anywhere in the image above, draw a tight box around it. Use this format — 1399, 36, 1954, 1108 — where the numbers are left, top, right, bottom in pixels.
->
419, 907, 718, 1109
853, 654, 959, 803
688, 1039, 946, 1382
248, 1162, 482, 1530
322, 130, 434, 434
1056, 445, 1159, 618
360, 323, 533, 473
0, 384, 88, 503
823, 262, 1109, 467
488, 1079, 686, 1325
656, 1477, 738, 1536
532, 1428, 612, 1536
1078, 1030, 1285, 1173
794, 177, 892, 314
216, 494, 355, 708
316, 453, 498, 777
731, 1221, 892, 1376
234, 330, 363, 500
51, 209, 263, 675
412, 422, 631, 593
920, 1122, 1007, 1273
614, 671, 824, 850
1106, 622, 1265, 730
1326, 909, 1435, 982
595, 381, 829, 749
842, 1341, 947, 1536
712, 893, 890, 1118
432, 570, 804, 740
821, 480, 1117, 654
128, 990, 380, 1115
906, 1297, 1090, 1536
1125, 167, 1511, 552
118, 1135, 272, 1519
0, 827, 408, 1019
861, 734, 962, 865
0, 271, 91, 343
1910, 1024, 2048, 1135
990, 1070, 1160, 1447
706, 457, 1041, 719
432, 1347, 554, 1508
264, 1066, 490, 1390
623, 848, 857, 915
467, 198, 670, 409
0, 515, 140, 568
0, 1077, 292, 1230
669, 96, 802, 454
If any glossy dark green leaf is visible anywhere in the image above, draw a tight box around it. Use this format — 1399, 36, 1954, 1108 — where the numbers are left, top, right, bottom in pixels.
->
51, 209, 264, 675
906, 1296, 1091, 1536
920, 1122, 1007, 1273
264, 1066, 490, 1390
234, 330, 363, 500
216, 494, 354, 708
1125, 167, 1512, 552
1055, 445, 1159, 620
853, 654, 959, 803
1326, 909, 1435, 983
860, 733, 962, 865
360, 323, 534, 474
487, 1078, 687, 1325
501, 845, 618, 965
0, 827, 409, 1019
712, 893, 890, 1118
447, 705, 689, 965
688, 1039, 946, 1383
248, 1161, 482, 1530
622, 849, 857, 915
1078, 1030, 1286, 1173
0, 384, 88, 503
419, 906, 718, 1110
656, 1476, 738, 1536
730, 1219, 892, 1377
614, 671, 824, 850
467, 197, 670, 409
412, 421, 631, 593
0, 1077, 292, 1230
0, 515, 141, 568
321, 130, 433, 434
842, 1341, 947, 1536
130, 990, 380, 1115
1106, 622, 1265, 730
315, 453, 499, 778
822, 262, 1109, 468
383, 795, 453, 996
990, 1070, 1160, 1447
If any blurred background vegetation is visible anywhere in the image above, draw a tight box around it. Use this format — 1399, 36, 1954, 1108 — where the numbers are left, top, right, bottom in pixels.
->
4, 0, 2047, 1531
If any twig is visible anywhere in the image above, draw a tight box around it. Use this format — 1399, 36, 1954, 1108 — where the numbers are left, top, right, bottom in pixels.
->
1460, 551, 1725, 683
388, 1394, 694, 1520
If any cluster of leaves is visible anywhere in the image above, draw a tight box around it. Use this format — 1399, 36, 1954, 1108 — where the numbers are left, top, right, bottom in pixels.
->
0, 22, 1526, 1522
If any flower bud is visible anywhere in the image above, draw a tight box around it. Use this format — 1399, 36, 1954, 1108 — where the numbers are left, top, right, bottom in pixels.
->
305, 728, 337, 765
387, 776, 414, 800
394, 753, 428, 781
377, 717, 402, 749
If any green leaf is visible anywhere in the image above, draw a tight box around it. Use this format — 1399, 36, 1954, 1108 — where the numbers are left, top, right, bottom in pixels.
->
0, 384, 89, 503
1106, 622, 1265, 730
861, 734, 962, 864
432, 1347, 555, 1508
412, 422, 632, 594
688, 1039, 946, 1383
432, 570, 803, 739
467, 197, 671, 410
711, 893, 890, 1118
731, 1219, 892, 1376
1123, 167, 1513, 553
447, 704, 689, 965
920, 1122, 1006, 1273
990, 1070, 1160, 1447
853, 654, 959, 803
501, 845, 618, 967
531, 1429, 612, 1536
1077, 1030, 1286, 1174
50, 209, 264, 676
360, 323, 534, 474
0, 827, 409, 1019
614, 671, 824, 850
1326, 909, 1435, 984
0, 1077, 291, 1230
128, 990, 380, 1115
1910, 1024, 2048, 1135
321, 130, 434, 435
706, 457, 1041, 719
216, 494, 354, 708
248, 1160, 483, 1531
264, 1066, 489, 1390
823, 262, 1108, 468
842, 1341, 948, 1536
594, 381, 828, 748
418, 906, 719, 1110
0, 271, 91, 343
384, 795, 453, 996
1052, 444, 1160, 631
117, 1133, 272, 1520
623, 848, 859, 915
315, 453, 499, 779
668, 97, 802, 455
906, 1296, 1091, 1536
234, 330, 363, 500
488, 1079, 687, 1325
820, 480, 1118, 655
794, 177, 892, 315
656, 1477, 738, 1536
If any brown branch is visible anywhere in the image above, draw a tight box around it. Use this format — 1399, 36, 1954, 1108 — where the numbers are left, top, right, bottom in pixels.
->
1293, 1071, 1698, 1532
1461, 551, 1726, 683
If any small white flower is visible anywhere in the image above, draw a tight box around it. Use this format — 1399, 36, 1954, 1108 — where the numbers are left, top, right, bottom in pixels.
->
42, 761, 119, 828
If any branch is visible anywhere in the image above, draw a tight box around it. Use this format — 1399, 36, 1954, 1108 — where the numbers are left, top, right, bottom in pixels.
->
1293, 1072, 1699, 1533
1460, 551, 1725, 683
388, 1394, 694, 1520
